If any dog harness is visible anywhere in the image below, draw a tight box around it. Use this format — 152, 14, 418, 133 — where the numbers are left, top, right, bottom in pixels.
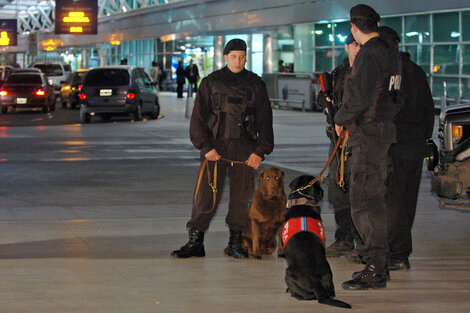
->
281, 217, 325, 248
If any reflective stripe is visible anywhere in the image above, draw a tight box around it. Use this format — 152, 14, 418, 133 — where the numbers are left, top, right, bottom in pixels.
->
282, 217, 326, 248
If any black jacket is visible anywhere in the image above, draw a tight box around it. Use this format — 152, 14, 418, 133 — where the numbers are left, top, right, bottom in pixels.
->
389, 52, 435, 159
189, 67, 274, 158
335, 36, 403, 147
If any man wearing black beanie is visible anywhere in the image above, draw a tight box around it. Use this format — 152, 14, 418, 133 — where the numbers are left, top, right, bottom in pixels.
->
335, 4, 403, 290
171, 38, 274, 259
317, 33, 361, 262
379, 26, 435, 273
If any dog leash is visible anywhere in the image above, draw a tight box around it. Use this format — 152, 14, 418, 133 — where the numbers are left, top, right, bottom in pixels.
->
291, 130, 346, 195
336, 132, 349, 190
194, 158, 253, 214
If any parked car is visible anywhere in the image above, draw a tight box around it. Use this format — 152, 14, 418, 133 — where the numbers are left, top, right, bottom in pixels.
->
428, 102, 470, 200
0, 65, 13, 87
0, 71, 56, 114
79, 65, 160, 123
60, 69, 89, 109
28, 61, 71, 91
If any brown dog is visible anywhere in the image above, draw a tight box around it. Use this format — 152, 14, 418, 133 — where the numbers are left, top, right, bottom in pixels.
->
242, 167, 287, 259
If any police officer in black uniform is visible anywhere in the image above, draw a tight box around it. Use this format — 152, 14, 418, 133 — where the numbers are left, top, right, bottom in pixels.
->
379, 26, 435, 271
171, 39, 274, 259
318, 33, 361, 260
334, 5, 402, 290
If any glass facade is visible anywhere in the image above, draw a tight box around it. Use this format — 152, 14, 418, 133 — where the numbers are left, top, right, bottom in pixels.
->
290, 10, 470, 102
31, 8, 469, 101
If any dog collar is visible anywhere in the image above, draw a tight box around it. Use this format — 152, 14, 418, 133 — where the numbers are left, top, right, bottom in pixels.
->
286, 198, 317, 208
282, 217, 326, 248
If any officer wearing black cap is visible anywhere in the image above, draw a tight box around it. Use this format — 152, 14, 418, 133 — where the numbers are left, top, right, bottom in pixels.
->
317, 33, 361, 261
334, 4, 403, 290
379, 26, 435, 272
171, 38, 274, 259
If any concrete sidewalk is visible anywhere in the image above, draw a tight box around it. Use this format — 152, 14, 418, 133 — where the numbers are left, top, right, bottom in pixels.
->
0, 92, 469, 313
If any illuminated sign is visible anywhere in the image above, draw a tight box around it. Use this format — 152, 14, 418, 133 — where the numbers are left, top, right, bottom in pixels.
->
0, 19, 17, 46
55, 0, 97, 35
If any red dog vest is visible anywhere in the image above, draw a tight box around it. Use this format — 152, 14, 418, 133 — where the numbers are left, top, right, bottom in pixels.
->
282, 217, 326, 248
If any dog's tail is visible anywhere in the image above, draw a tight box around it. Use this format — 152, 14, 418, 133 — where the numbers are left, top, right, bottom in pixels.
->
318, 298, 352, 309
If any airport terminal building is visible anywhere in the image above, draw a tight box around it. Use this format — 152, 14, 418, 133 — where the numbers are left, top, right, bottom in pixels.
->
1, 0, 470, 103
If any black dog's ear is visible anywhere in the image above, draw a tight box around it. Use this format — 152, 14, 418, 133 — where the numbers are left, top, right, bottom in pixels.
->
289, 176, 301, 190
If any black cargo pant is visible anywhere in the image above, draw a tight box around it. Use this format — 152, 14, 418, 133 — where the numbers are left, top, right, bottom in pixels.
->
349, 139, 391, 270
327, 139, 355, 243
187, 139, 256, 233
387, 156, 423, 260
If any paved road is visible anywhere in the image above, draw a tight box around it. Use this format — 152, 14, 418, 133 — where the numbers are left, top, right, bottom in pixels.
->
1, 92, 470, 313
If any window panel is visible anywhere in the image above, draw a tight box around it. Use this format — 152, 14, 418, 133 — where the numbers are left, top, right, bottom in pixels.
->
381, 17, 403, 41
405, 45, 431, 74
314, 23, 333, 47
334, 21, 351, 46
462, 78, 470, 100
295, 24, 314, 72
315, 48, 332, 73
434, 45, 459, 75
433, 77, 459, 99
463, 11, 470, 41
404, 15, 430, 44
433, 12, 460, 42
335, 47, 348, 69
463, 44, 470, 75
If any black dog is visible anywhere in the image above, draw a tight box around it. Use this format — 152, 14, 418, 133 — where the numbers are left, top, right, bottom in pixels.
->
282, 175, 351, 309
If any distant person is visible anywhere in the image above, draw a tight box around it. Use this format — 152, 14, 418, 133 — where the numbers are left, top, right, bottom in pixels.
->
185, 59, 200, 94
176, 61, 185, 98
150, 61, 160, 82
278, 60, 288, 73
120, 58, 128, 65
158, 62, 167, 91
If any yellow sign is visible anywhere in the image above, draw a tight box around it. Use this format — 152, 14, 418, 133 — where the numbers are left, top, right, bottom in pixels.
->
0, 31, 10, 46
63, 12, 90, 23
70, 27, 83, 33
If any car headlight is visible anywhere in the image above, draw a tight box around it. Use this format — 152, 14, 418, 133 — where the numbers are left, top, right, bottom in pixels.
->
48, 79, 54, 85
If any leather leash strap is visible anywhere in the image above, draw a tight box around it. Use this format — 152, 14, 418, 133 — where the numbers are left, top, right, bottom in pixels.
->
337, 133, 349, 188
194, 158, 249, 214
292, 130, 345, 194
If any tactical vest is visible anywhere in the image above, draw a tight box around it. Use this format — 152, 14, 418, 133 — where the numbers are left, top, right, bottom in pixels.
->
206, 70, 258, 140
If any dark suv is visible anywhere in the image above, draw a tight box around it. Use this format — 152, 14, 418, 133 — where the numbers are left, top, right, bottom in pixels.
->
79, 65, 160, 123
428, 102, 470, 200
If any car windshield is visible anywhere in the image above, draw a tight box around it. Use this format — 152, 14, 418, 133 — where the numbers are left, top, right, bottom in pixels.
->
33, 64, 63, 76
72, 72, 88, 84
6, 74, 42, 84
84, 69, 129, 86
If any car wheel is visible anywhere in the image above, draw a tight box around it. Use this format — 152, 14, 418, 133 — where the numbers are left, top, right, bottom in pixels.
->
80, 112, 91, 123
150, 101, 160, 119
42, 104, 49, 113
133, 104, 142, 121
1, 106, 7, 114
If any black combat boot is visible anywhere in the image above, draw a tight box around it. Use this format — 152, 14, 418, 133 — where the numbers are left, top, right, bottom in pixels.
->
170, 228, 205, 258
342, 264, 387, 290
325, 240, 354, 257
227, 230, 248, 259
